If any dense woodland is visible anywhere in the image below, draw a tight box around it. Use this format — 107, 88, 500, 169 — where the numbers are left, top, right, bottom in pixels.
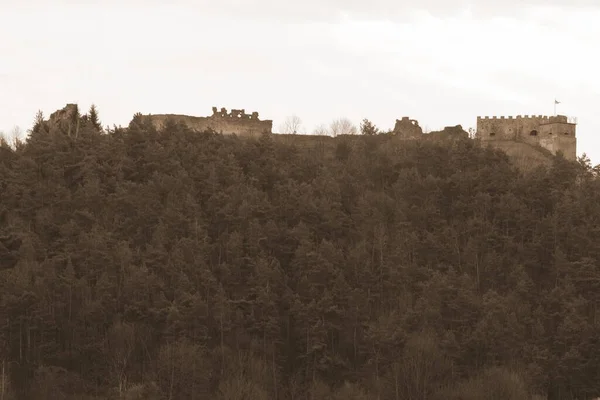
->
1, 106, 600, 400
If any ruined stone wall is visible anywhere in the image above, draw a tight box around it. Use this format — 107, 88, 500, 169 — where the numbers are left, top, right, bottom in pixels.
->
46, 103, 79, 135
476, 115, 577, 160
480, 140, 553, 170
427, 125, 469, 141
145, 107, 273, 137
393, 117, 423, 138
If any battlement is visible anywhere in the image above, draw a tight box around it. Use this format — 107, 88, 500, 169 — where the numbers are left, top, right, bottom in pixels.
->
477, 115, 576, 124
477, 115, 548, 120
476, 112, 577, 160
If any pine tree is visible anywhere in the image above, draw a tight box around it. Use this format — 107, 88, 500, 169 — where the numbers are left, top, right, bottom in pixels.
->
88, 104, 102, 132
30, 110, 46, 134
360, 118, 379, 135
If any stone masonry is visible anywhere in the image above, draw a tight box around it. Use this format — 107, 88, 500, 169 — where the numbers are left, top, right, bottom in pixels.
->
476, 114, 577, 160
144, 107, 273, 137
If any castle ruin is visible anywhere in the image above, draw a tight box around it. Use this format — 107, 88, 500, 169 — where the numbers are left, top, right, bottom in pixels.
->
141, 107, 577, 161
144, 107, 273, 137
476, 114, 577, 160
392, 116, 469, 141
393, 117, 423, 138
42, 103, 578, 166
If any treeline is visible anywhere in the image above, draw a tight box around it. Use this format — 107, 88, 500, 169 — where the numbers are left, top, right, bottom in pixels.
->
1, 109, 600, 400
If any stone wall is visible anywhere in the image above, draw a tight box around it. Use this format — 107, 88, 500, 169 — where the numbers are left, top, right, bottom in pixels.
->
476, 115, 577, 160
46, 103, 78, 135
427, 125, 469, 140
393, 117, 423, 138
145, 107, 273, 137
41, 104, 579, 166
479, 140, 553, 170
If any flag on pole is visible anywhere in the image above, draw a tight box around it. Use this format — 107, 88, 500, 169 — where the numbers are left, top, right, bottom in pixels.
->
555, 99, 561, 104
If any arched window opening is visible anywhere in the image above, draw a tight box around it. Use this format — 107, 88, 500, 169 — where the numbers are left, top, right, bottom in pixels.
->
490, 132, 496, 136
530, 130, 538, 136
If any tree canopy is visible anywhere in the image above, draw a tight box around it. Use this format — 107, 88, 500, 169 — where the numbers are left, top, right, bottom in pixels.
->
1, 109, 599, 399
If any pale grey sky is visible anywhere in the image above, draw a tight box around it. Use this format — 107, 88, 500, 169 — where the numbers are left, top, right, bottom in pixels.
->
1, 1, 599, 163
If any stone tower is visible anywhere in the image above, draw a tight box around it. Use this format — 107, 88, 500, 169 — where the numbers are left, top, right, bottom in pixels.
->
476, 114, 577, 160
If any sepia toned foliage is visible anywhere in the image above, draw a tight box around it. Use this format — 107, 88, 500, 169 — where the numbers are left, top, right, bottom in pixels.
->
0, 106, 600, 399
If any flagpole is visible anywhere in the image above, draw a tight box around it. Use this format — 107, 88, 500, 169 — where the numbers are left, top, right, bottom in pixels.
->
554, 100, 556, 116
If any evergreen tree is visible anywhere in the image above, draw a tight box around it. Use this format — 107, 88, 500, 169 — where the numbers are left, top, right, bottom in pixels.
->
0, 108, 599, 399
30, 110, 46, 134
88, 104, 102, 132
360, 118, 379, 135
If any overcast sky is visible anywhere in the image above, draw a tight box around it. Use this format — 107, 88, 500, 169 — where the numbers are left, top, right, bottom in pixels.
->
1, 1, 599, 163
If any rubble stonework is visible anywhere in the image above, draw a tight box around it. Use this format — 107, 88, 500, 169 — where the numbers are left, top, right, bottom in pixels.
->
47, 103, 79, 134
428, 125, 469, 139
145, 106, 273, 137
393, 117, 423, 138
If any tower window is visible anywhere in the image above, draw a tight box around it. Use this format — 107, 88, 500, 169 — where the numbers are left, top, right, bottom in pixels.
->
530, 130, 538, 136
563, 132, 569, 135
490, 132, 496, 136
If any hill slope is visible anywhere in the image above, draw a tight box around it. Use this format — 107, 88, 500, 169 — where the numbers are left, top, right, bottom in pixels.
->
0, 117, 598, 400
481, 140, 555, 169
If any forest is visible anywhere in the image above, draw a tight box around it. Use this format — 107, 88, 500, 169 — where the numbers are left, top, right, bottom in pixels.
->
1, 106, 600, 400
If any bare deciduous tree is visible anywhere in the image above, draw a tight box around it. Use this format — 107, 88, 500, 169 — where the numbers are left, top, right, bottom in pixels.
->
107, 321, 136, 397
329, 118, 357, 137
312, 124, 329, 136
10, 126, 23, 146
279, 115, 303, 134
1, 126, 24, 150
0, 131, 7, 148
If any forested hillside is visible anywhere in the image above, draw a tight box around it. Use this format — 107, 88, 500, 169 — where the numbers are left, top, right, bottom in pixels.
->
1, 110, 600, 400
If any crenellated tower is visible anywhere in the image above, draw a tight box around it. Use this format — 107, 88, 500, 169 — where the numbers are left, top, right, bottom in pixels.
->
476, 114, 577, 160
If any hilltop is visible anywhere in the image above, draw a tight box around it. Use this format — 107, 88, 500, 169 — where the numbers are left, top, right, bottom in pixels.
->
11, 103, 574, 171
140, 106, 575, 170
0, 104, 597, 400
